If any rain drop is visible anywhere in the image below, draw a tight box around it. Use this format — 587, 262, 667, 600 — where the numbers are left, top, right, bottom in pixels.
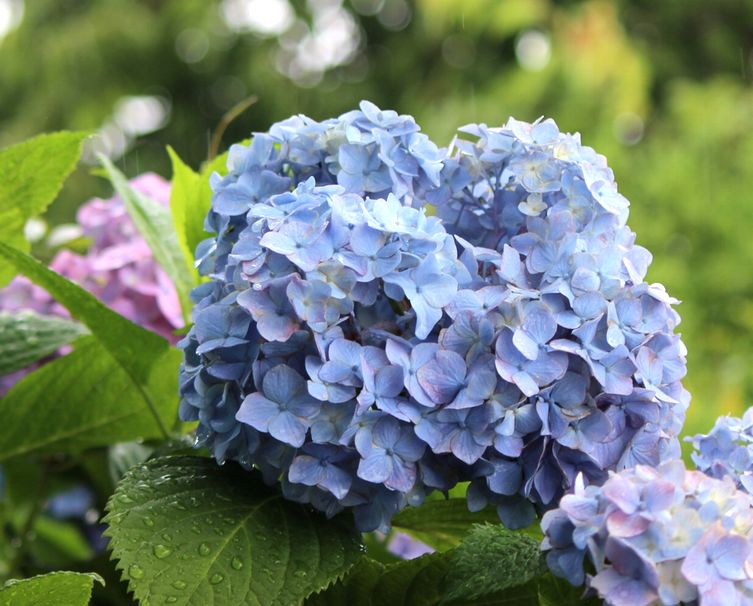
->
171, 580, 187, 590
231, 556, 244, 570
153, 544, 172, 559
143, 517, 155, 527
198, 543, 211, 556
209, 573, 224, 585
128, 564, 145, 580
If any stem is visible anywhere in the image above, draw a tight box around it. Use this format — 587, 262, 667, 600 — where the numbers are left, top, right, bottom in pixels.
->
9, 465, 50, 577
207, 95, 259, 163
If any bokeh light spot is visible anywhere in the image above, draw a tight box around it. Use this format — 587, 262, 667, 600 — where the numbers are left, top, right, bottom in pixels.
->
515, 30, 551, 71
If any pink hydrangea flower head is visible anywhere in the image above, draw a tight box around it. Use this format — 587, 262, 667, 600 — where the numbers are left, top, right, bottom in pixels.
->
0, 172, 183, 394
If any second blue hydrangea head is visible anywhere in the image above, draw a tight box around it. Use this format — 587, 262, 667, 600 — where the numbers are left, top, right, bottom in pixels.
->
542, 460, 753, 606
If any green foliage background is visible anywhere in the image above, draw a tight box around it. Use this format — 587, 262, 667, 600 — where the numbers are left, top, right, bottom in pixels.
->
2, 0, 753, 601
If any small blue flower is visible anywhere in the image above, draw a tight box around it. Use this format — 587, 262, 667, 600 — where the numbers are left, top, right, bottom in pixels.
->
288, 444, 355, 500
236, 364, 319, 447
355, 416, 425, 492
687, 407, 753, 495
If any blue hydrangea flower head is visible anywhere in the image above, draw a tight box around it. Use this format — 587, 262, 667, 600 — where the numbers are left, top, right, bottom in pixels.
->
687, 407, 753, 494
542, 460, 753, 606
179, 105, 688, 532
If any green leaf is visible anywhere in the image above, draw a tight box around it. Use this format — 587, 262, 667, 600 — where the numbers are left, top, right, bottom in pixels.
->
29, 516, 95, 568
167, 147, 214, 273
0, 571, 103, 606
99, 154, 196, 320
537, 572, 599, 606
377, 552, 452, 606
304, 557, 386, 606
391, 499, 500, 551
0, 311, 87, 375
446, 583, 540, 605
104, 456, 362, 606
107, 441, 155, 485
0, 243, 176, 456
0, 131, 87, 285
443, 523, 546, 604
0, 339, 180, 459
306, 552, 451, 606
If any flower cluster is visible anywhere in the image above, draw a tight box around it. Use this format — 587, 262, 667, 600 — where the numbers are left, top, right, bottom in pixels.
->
687, 407, 753, 494
0, 173, 183, 394
178, 102, 688, 531
542, 460, 753, 606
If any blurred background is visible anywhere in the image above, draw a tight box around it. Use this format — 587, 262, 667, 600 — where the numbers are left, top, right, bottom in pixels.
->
2, 0, 752, 439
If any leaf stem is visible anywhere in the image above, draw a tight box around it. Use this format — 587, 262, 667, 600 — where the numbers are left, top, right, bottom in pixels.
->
9, 464, 50, 577
207, 95, 259, 163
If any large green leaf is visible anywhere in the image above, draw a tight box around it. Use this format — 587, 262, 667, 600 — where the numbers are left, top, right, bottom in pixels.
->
99, 155, 196, 320
0, 310, 87, 375
391, 499, 500, 551
0, 243, 176, 453
310, 523, 549, 606
0, 132, 87, 285
0, 338, 180, 460
377, 552, 452, 606
167, 147, 214, 273
104, 456, 362, 606
0, 571, 102, 606
536, 573, 600, 606
304, 557, 386, 606
442, 523, 546, 604
305, 553, 451, 606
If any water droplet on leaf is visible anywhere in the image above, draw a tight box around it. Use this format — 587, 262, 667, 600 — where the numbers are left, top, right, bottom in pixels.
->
128, 564, 145, 579
198, 543, 211, 556
209, 573, 224, 585
153, 544, 172, 559
231, 556, 243, 570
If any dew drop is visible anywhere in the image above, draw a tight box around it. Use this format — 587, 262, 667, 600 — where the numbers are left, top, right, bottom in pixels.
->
198, 543, 211, 556
128, 564, 145, 580
293, 570, 307, 579
209, 573, 224, 585
153, 544, 172, 559
143, 517, 155, 527
161, 533, 172, 542
171, 580, 187, 590
166, 598, 177, 604
231, 556, 243, 570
